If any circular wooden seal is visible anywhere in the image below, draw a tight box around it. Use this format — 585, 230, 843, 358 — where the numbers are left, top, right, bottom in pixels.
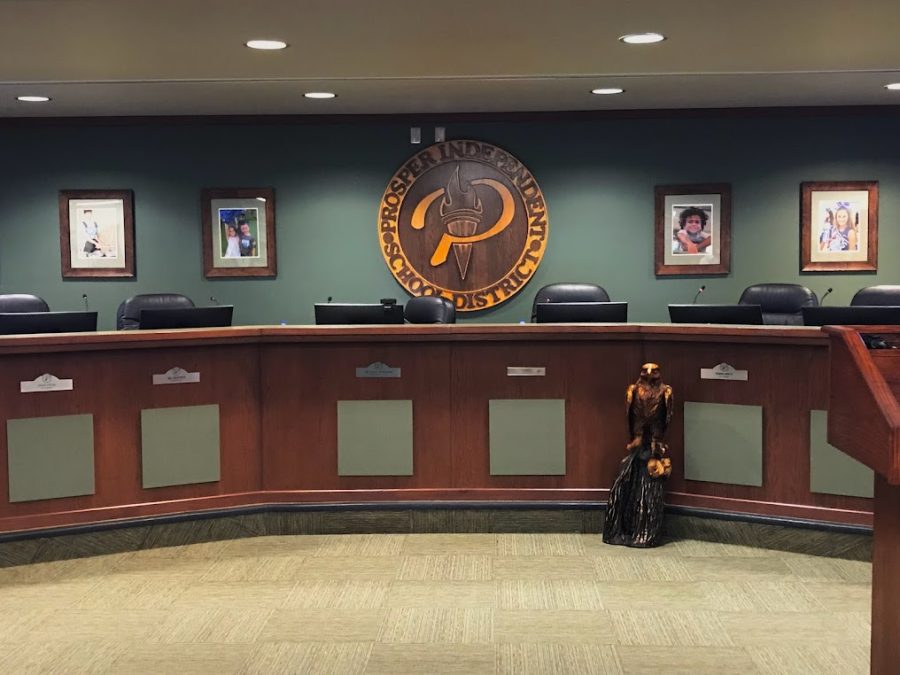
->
378, 140, 548, 312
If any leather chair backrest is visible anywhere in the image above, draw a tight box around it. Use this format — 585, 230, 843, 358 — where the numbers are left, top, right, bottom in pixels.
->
738, 283, 818, 326
116, 293, 194, 330
851, 285, 900, 306
531, 283, 610, 321
0, 294, 50, 313
404, 296, 456, 324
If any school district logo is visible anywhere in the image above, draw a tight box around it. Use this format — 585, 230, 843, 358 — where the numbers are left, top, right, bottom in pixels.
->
379, 140, 548, 311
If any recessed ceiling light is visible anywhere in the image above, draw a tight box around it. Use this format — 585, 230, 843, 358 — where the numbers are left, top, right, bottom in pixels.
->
591, 88, 624, 95
304, 92, 336, 99
245, 39, 288, 50
16, 95, 51, 102
885, 83, 900, 90
619, 32, 666, 45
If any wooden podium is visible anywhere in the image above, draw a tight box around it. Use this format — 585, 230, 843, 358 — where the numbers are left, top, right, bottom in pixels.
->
825, 326, 900, 674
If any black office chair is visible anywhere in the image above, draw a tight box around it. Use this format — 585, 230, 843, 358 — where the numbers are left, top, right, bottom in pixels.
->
0, 294, 50, 313
738, 283, 818, 326
404, 296, 456, 324
116, 293, 194, 330
851, 285, 900, 306
531, 283, 610, 322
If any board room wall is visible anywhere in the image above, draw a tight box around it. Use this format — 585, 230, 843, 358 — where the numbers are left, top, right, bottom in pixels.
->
0, 110, 897, 329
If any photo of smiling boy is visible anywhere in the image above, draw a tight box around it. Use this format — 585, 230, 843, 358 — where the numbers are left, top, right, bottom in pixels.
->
671, 205, 713, 254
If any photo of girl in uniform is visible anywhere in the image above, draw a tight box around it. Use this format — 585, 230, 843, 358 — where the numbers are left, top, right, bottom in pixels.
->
671, 204, 713, 255
818, 201, 860, 252
802, 182, 875, 272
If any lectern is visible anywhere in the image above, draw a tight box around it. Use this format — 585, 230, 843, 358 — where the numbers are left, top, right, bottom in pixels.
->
825, 326, 900, 674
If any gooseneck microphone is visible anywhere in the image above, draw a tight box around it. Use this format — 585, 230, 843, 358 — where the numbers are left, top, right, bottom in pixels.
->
82, 293, 89, 311
327, 296, 333, 303
820, 287, 833, 305
692, 285, 706, 304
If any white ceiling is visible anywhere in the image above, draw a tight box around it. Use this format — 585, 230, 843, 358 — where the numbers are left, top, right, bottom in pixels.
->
1, 0, 899, 117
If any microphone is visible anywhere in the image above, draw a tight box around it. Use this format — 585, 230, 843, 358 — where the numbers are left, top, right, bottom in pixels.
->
82, 293, 89, 311
327, 296, 333, 303
209, 296, 220, 305
692, 285, 706, 304
820, 287, 833, 305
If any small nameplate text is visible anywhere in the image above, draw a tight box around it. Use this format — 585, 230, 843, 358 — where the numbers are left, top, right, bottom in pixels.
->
507, 366, 546, 377
700, 363, 748, 381
153, 367, 201, 385
356, 361, 401, 378
20, 373, 73, 393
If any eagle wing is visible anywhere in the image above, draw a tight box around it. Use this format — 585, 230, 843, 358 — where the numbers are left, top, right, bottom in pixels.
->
661, 385, 674, 432
626, 383, 638, 436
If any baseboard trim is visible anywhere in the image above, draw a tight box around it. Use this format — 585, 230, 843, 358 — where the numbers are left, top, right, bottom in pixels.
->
0, 498, 871, 545
665, 504, 872, 535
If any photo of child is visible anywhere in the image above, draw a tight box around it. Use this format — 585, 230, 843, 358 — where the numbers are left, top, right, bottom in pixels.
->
671, 204, 713, 255
218, 208, 259, 259
817, 200, 860, 253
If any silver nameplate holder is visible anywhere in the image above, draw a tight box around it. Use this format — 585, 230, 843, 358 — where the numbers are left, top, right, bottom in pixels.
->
507, 366, 546, 377
153, 367, 201, 385
20, 373, 74, 393
700, 362, 748, 381
356, 361, 401, 378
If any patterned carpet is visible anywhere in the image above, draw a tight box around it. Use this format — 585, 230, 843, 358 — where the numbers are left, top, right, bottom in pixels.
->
0, 516, 872, 674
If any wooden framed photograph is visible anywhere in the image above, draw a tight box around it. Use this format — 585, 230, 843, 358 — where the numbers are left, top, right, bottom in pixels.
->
801, 181, 878, 272
202, 188, 277, 278
654, 184, 731, 276
59, 189, 135, 278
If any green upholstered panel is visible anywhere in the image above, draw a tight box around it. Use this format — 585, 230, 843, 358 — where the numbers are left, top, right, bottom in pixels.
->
684, 402, 763, 487
141, 404, 221, 489
7, 414, 95, 503
489, 399, 566, 476
810, 410, 874, 499
337, 400, 413, 476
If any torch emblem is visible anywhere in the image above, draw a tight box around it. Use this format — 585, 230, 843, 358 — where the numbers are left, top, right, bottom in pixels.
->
410, 164, 516, 280
440, 167, 482, 279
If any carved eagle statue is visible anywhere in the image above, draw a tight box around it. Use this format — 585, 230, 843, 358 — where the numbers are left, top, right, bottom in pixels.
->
625, 362, 674, 478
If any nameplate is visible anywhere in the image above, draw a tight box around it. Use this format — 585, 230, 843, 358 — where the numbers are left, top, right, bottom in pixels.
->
507, 366, 546, 377
153, 367, 201, 385
20, 373, 73, 393
700, 363, 748, 381
356, 362, 401, 378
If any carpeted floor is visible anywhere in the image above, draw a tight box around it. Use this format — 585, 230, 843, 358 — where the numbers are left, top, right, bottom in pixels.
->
0, 517, 872, 674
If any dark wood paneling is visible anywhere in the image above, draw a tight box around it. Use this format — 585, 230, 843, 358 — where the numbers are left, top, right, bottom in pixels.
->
0, 325, 875, 534
646, 339, 871, 516
825, 327, 900, 482
0, 344, 261, 521
823, 327, 900, 672
261, 343, 453, 490
871, 351, 900, 422
450, 341, 640, 490
872, 476, 900, 673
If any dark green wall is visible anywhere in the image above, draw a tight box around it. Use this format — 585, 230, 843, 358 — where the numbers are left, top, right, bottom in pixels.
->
1, 112, 897, 329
